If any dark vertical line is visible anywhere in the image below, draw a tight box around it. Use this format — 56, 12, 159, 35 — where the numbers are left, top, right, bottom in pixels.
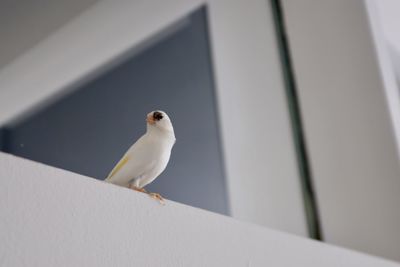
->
270, 0, 323, 240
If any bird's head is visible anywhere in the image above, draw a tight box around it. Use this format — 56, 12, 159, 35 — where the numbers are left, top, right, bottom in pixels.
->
146, 110, 174, 134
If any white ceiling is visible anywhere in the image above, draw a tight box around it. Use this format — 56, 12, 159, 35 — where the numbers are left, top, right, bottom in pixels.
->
0, 0, 98, 69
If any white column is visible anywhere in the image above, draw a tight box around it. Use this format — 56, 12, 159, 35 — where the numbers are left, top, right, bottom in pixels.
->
282, 0, 400, 261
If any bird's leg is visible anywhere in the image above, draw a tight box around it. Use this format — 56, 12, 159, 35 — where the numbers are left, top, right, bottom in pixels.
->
128, 184, 147, 193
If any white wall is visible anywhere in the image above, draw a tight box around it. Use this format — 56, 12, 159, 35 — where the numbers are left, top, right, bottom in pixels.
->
1, 152, 399, 267
0, 0, 307, 236
282, 0, 400, 261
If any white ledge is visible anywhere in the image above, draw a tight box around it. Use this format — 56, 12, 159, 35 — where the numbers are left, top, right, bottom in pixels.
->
0, 152, 399, 267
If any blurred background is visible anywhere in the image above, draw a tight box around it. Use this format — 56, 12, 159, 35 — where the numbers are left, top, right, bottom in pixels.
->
0, 0, 400, 263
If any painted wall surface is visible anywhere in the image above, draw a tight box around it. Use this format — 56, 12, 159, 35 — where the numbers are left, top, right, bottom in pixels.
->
1, 153, 399, 267
0, 0, 307, 236
282, 0, 400, 261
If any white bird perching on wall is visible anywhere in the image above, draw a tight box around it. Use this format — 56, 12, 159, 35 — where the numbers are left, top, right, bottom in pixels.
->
105, 110, 176, 204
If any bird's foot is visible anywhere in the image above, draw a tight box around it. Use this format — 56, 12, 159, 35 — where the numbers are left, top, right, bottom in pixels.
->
129, 185, 164, 205
148, 192, 165, 205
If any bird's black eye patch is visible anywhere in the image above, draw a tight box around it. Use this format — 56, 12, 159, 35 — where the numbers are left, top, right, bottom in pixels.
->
153, 111, 163, 121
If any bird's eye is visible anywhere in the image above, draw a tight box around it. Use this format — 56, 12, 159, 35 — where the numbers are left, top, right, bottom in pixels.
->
153, 111, 163, 121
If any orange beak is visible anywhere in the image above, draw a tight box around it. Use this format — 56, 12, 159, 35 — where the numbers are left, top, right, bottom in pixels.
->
146, 115, 155, 125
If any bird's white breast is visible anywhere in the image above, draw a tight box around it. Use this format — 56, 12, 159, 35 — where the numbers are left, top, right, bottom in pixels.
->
107, 129, 175, 188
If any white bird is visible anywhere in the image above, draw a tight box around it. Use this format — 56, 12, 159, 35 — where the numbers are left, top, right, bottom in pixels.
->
105, 110, 176, 203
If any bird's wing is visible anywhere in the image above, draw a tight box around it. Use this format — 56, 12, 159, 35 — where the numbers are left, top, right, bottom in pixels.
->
105, 134, 154, 182
106, 155, 130, 179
